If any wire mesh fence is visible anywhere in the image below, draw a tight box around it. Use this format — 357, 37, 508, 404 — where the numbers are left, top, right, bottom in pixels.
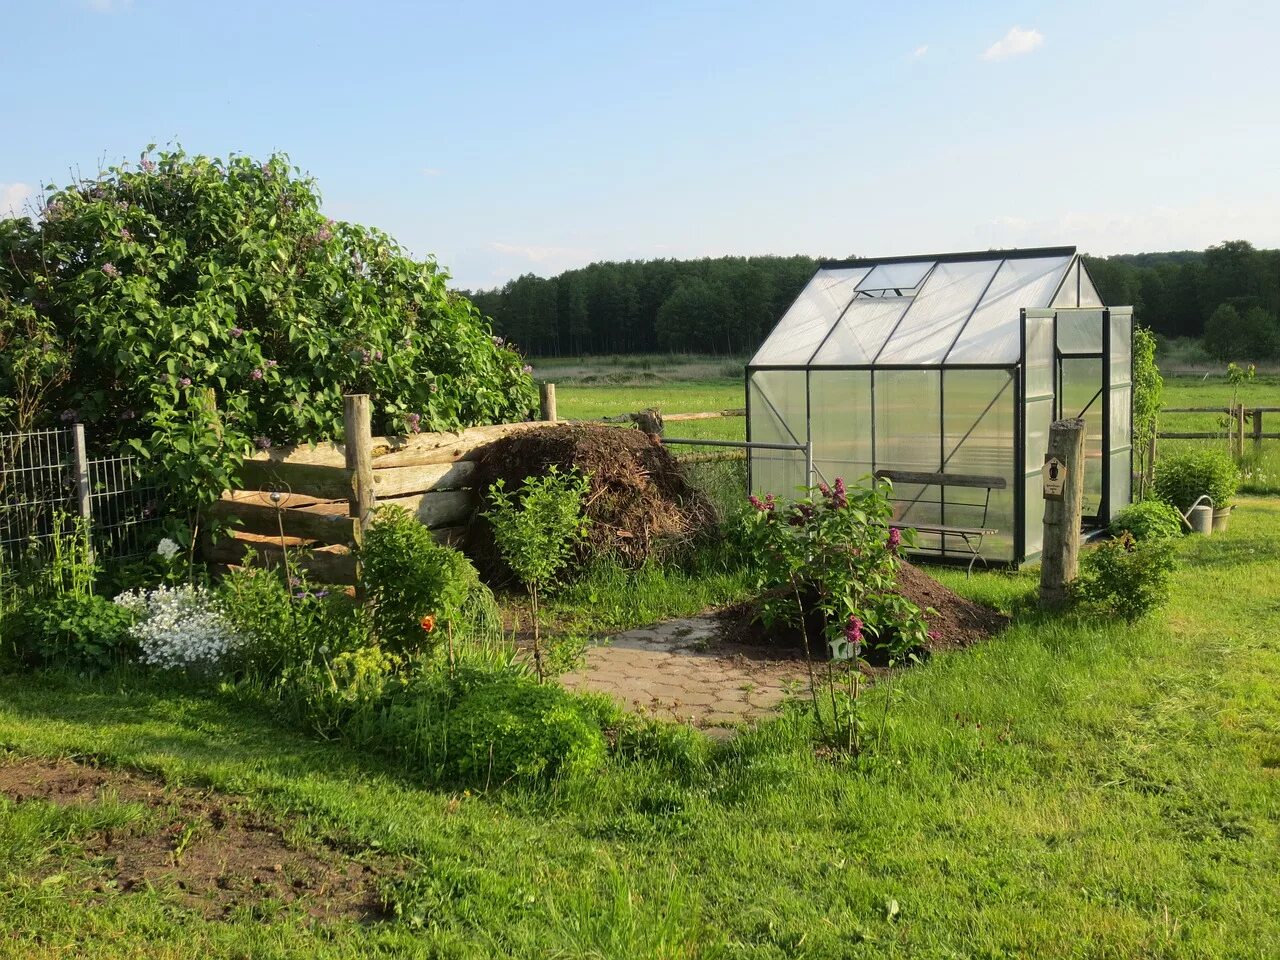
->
0, 426, 162, 568
675, 449, 748, 521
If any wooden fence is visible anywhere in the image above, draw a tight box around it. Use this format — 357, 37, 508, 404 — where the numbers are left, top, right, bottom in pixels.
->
1158, 405, 1280, 458
206, 395, 551, 584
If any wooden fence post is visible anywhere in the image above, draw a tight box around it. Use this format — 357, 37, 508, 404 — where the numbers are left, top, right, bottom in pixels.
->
540, 382, 557, 423
1234, 403, 1245, 460
344, 393, 374, 541
1253, 407, 1263, 451
70, 423, 94, 562
1040, 417, 1086, 610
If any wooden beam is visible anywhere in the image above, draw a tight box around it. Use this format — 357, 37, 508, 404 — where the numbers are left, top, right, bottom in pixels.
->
368, 422, 544, 469
211, 498, 357, 546
370, 460, 477, 497
378, 490, 477, 529
235, 460, 352, 500
206, 534, 357, 585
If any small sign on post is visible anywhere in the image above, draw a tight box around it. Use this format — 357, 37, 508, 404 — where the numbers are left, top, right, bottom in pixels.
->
1042, 456, 1066, 499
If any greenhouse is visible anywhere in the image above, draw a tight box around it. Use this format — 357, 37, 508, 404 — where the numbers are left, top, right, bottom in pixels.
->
746, 246, 1133, 567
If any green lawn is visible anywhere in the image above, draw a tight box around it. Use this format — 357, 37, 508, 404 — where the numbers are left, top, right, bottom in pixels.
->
3, 500, 1279, 957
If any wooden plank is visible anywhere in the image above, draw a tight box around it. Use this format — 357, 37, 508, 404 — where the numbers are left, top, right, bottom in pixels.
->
663, 408, 746, 422
1158, 431, 1229, 440
875, 469, 1008, 490
206, 534, 357, 585
212, 498, 357, 546
370, 460, 477, 496
235, 460, 352, 500
378, 490, 477, 529
222, 489, 342, 510
369, 422, 545, 468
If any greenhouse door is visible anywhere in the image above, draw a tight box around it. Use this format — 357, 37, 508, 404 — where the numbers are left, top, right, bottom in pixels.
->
1053, 309, 1107, 525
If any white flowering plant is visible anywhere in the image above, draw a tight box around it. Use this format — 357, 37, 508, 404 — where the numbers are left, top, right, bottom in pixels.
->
114, 584, 243, 673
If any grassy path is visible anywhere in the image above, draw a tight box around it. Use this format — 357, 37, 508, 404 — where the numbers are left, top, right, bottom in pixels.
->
1, 502, 1278, 957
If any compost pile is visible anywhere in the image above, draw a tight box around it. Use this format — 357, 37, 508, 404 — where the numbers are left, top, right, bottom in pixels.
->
472, 424, 717, 574
721, 560, 1007, 659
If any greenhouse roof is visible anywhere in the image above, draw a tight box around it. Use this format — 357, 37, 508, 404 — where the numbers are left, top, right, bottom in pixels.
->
750, 246, 1104, 368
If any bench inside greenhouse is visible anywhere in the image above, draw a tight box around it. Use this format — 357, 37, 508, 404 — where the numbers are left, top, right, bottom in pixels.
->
874, 469, 1007, 574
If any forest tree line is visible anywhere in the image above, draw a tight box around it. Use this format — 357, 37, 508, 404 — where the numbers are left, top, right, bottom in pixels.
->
465, 241, 1280, 360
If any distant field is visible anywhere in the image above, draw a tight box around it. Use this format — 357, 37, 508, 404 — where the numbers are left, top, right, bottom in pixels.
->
548, 364, 1280, 493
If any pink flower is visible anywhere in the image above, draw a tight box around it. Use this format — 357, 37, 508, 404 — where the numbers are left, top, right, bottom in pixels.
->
845, 615, 863, 653
888, 527, 902, 551
179, 377, 192, 387
251, 368, 264, 381
231, 327, 244, 338
101, 263, 120, 278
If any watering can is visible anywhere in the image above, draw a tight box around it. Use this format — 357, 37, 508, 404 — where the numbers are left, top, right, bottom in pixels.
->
1181, 495, 1214, 536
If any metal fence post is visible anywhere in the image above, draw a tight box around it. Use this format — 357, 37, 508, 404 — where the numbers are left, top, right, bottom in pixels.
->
71, 423, 94, 560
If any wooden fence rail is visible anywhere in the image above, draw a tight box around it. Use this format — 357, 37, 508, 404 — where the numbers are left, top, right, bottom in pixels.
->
1157, 405, 1280, 457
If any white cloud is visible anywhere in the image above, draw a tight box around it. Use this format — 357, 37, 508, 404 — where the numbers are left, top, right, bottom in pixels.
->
421, 167, 442, 177
85, 0, 134, 11
911, 45, 929, 59
0, 183, 33, 220
981, 26, 1044, 61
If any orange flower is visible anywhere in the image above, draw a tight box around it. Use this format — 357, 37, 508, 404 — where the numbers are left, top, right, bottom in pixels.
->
420, 614, 436, 633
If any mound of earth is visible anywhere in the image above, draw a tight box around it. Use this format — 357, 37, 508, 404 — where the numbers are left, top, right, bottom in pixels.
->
720, 560, 1008, 660
472, 424, 716, 573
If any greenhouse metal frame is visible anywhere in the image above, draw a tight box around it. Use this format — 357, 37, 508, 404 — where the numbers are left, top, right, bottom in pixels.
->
745, 246, 1133, 567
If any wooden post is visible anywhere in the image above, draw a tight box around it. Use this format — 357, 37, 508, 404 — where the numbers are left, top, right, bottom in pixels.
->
1040, 417, 1086, 610
540, 382, 557, 423
343, 394, 374, 538
1253, 407, 1263, 451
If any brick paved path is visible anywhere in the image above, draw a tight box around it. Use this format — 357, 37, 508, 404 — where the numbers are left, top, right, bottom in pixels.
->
560, 615, 811, 735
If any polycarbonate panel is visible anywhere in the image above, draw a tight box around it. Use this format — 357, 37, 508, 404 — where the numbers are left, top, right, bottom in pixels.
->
1058, 356, 1103, 517
1079, 267, 1104, 308
942, 370, 1016, 561
1057, 309, 1105, 355
809, 370, 872, 488
1110, 384, 1132, 450
874, 369, 941, 473
944, 257, 1072, 364
748, 370, 807, 496
856, 260, 933, 293
1053, 261, 1081, 308
1110, 309, 1132, 386
1108, 449, 1132, 518
810, 297, 910, 366
875, 259, 1002, 365
1025, 313, 1054, 399
749, 267, 869, 366
1024, 472, 1045, 557
1025, 396, 1053, 474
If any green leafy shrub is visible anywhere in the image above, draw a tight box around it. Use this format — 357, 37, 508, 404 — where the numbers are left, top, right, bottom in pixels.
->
1154, 449, 1240, 511
386, 664, 608, 786
483, 466, 591, 680
359, 505, 479, 655
738, 479, 931, 660
18, 594, 136, 670
1075, 532, 1177, 621
1110, 499, 1185, 541
0, 147, 537, 514
219, 562, 370, 683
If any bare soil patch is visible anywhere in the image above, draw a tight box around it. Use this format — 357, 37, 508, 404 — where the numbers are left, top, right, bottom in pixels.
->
0, 757, 385, 922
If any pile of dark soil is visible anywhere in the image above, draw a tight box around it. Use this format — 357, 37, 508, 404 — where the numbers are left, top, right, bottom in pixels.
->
0, 757, 385, 921
472, 424, 717, 574
719, 560, 1008, 661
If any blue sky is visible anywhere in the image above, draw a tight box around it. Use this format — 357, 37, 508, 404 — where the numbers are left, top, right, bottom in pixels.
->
3, 0, 1278, 289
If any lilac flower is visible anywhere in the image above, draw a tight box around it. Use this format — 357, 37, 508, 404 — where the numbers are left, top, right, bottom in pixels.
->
818, 482, 830, 496
121, 409, 136, 421
927, 629, 941, 643
887, 527, 902, 551
288, 576, 301, 587
314, 590, 329, 599
251, 368, 264, 381
359, 349, 371, 365
261, 162, 274, 178
179, 377, 192, 388
845, 615, 863, 646
402, 337, 412, 348
405, 412, 422, 434
315, 223, 333, 243
44, 200, 63, 220
429, 383, 438, 393
60, 409, 77, 422
764, 494, 776, 512
139, 157, 156, 174
373, 349, 383, 362
522, 364, 534, 375
101, 262, 120, 278
230, 326, 245, 338
493, 336, 505, 347
116, 200, 129, 212
254, 436, 272, 450
265, 359, 278, 368
832, 477, 847, 509
120, 228, 133, 242
749, 495, 765, 512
